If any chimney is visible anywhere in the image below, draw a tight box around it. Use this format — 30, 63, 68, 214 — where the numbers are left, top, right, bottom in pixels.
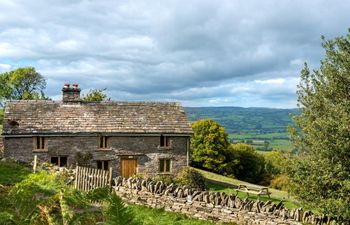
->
62, 83, 81, 103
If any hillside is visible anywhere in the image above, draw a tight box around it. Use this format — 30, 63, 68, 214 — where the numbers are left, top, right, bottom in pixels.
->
185, 107, 300, 151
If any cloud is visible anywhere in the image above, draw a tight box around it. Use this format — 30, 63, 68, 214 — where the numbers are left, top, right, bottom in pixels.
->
0, 0, 349, 108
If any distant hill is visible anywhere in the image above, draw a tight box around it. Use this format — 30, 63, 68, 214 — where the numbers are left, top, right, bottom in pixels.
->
184, 107, 299, 134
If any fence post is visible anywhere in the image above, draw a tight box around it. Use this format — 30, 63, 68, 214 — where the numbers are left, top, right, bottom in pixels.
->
74, 164, 79, 189
108, 167, 113, 191
33, 154, 37, 173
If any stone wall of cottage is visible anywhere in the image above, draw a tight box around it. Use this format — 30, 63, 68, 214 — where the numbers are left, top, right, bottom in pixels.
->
3, 135, 188, 176
114, 177, 337, 225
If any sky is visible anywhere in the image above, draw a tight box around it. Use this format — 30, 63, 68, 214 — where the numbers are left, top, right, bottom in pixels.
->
0, 0, 350, 108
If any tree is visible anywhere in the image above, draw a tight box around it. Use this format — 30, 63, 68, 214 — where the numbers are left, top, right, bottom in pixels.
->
264, 151, 290, 190
0, 67, 47, 106
263, 150, 286, 176
227, 143, 265, 184
81, 88, 110, 101
289, 30, 350, 222
190, 119, 229, 173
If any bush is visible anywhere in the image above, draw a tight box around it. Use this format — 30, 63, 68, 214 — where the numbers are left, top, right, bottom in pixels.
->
153, 175, 174, 185
270, 174, 290, 191
174, 167, 206, 189
225, 143, 266, 184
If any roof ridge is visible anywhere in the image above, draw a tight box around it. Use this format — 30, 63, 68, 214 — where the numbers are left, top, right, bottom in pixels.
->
5, 100, 181, 105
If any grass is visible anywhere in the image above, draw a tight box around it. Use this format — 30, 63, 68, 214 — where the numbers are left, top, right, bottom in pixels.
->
130, 204, 226, 225
0, 161, 223, 225
193, 167, 301, 209
0, 160, 31, 185
229, 132, 294, 152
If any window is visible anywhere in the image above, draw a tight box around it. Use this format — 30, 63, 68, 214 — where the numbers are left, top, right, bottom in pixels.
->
33, 137, 47, 151
159, 159, 171, 173
160, 135, 170, 147
97, 160, 109, 170
99, 136, 108, 149
50, 156, 68, 167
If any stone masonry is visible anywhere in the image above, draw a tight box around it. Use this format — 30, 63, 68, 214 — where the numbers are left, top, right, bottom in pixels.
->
114, 176, 338, 225
4, 135, 189, 177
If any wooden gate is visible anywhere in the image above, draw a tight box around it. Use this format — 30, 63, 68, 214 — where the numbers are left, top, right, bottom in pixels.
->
120, 159, 137, 178
74, 166, 113, 191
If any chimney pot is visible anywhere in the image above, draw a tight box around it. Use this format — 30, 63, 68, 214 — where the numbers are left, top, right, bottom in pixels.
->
62, 83, 80, 103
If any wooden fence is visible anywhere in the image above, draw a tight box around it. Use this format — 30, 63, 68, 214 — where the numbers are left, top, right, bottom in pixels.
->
74, 165, 113, 191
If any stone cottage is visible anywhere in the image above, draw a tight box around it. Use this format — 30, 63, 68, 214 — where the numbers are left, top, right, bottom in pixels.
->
2, 84, 193, 177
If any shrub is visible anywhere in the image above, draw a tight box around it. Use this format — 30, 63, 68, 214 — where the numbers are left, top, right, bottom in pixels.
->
226, 143, 266, 184
174, 167, 206, 189
153, 175, 174, 185
270, 174, 290, 191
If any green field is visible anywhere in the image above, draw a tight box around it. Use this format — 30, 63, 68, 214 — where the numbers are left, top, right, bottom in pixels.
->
229, 132, 294, 152
185, 107, 298, 152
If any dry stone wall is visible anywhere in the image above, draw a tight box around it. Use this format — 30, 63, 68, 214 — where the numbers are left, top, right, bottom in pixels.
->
114, 176, 338, 225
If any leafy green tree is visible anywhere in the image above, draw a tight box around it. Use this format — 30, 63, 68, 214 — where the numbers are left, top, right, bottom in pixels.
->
263, 151, 290, 189
227, 143, 265, 184
0, 67, 47, 106
289, 30, 350, 222
190, 119, 229, 173
263, 150, 286, 176
81, 88, 110, 101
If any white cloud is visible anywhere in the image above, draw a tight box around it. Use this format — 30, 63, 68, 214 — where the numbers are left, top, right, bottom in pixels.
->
0, 0, 349, 108
254, 78, 286, 85
0, 63, 11, 70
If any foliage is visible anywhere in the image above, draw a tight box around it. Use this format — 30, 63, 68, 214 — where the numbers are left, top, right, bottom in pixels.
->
0, 161, 220, 225
288, 30, 350, 222
153, 175, 174, 186
174, 167, 206, 189
262, 151, 290, 189
226, 143, 265, 184
186, 107, 299, 152
0, 67, 47, 106
269, 175, 290, 191
0, 171, 64, 224
190, 119, 229, 173
103, 192, 136, 225
81, 88, 110, 101
263, 151, 287, 177
0, 160, 31, 185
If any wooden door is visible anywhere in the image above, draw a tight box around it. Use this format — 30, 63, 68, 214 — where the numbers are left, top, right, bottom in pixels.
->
120, 159, 137, 178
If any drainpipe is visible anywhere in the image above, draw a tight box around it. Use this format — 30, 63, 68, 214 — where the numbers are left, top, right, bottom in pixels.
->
186, 137, 190, 166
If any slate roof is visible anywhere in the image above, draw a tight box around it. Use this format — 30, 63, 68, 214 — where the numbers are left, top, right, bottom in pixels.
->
2, 100, 193, 135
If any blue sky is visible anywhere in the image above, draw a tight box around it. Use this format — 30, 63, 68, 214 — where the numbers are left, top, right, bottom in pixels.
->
0, 0, 350, 108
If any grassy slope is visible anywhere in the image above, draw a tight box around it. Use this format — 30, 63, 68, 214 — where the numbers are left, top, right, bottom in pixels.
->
0, 161, 222, 225
0, 161, 31, 185
130, 205, 222, 225
193, 167, 301, 209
